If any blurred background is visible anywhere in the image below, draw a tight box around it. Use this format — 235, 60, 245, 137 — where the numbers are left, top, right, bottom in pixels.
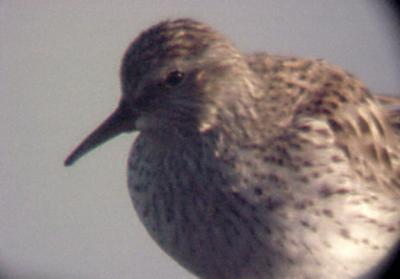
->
1, 1, 399, 278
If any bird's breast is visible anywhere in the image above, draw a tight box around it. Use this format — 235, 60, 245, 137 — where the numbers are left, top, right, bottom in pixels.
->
125, 134, 400, 279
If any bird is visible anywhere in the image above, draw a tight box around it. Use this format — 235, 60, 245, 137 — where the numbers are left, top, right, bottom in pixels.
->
64, 18, 400, 279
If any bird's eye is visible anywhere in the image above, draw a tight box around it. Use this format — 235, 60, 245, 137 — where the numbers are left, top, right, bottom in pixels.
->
164, 70, 185, 87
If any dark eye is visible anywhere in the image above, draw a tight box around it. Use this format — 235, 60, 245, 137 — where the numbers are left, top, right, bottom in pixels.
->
164, 70, 185, 87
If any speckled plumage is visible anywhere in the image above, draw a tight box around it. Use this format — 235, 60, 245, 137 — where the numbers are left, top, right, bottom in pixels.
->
65, 19, 400, 279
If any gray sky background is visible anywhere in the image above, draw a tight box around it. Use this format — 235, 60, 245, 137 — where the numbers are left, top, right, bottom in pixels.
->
1, 1, 399, 279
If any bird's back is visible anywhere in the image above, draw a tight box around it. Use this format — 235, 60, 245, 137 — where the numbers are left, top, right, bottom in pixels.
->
246, 52, 400, 194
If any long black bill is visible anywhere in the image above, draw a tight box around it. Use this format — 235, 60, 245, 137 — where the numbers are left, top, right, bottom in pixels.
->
64, 102, 137, 166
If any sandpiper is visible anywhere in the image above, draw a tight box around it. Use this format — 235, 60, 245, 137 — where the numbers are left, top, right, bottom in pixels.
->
65, 19, 400, 279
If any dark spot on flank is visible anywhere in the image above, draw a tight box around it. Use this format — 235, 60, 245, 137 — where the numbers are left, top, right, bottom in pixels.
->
362, 238, 370, 245
299, 176, 309, 183
340, 228, 351, 239
322, 209, 334, 218
298, 87, 306, 94
337, 144, 351, 159
328, 118, 343, 133
302, 160, 314, 167
319, 185, 350, 198
323, 82, 334, 88
287, 82, 295, 89
386, 226, 396, 233
265, 196, 285, 211
289, 142, 302, 150
314, 99, 323, 106
390, 178, 400, 189
367, 144, 379, 162
294, 199, 314, 210
300, 220, 310, 228
380, 147, 392, 169
331, 155, 344, 163
357, 115, 370, 135
300, 220, 317, 232
298, 124, 312, 132
311, 172, 321, 179
319, 185, 334, 198
254, 187, 263, 196
336, 188, 350, 195
268, 174, 280, 183
276, 145, 290, 158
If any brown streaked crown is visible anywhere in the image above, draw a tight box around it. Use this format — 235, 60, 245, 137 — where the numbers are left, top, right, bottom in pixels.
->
120, 19, 226, 95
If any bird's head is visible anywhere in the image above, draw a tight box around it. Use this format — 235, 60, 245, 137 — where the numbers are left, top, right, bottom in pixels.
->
65, 18, 256, 166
